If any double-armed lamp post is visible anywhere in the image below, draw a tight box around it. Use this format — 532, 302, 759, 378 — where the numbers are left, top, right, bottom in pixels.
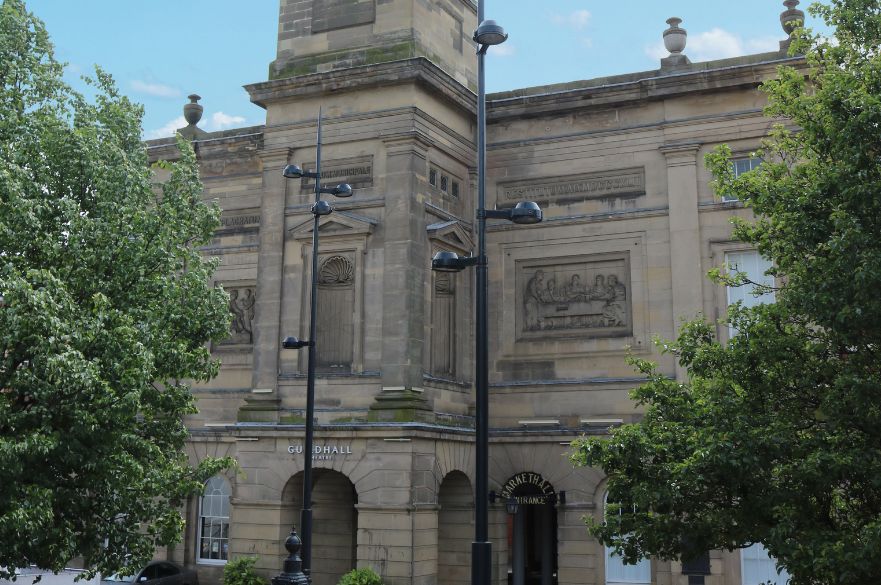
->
431, 8, 543, 585
279, 109, 352, 581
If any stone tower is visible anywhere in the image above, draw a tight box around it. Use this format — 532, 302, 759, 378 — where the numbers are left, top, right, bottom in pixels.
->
271, 0, 477, 88
243, 0, 480, 423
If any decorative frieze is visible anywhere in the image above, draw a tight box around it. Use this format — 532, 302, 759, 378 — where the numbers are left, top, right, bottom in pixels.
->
517, 253, 631, 340
498, 168, 645, 206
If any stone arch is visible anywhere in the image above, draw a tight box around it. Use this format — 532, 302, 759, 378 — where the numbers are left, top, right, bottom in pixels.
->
432, 440, 475, 496
281, 469, 358, 585
438, 471, 473, 585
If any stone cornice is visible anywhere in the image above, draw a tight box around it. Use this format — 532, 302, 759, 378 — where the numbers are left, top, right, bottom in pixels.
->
245, 57, 476, 116
487, 55, 805, 121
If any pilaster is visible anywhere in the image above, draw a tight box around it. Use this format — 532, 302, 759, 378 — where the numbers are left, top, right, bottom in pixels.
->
370, 136, 434, 421
245, 147, 292, 421
660, 142, 703, 381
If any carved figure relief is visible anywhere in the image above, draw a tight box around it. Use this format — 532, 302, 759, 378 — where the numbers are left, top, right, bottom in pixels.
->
223, 286, 256, 345
519, 255, 631, 339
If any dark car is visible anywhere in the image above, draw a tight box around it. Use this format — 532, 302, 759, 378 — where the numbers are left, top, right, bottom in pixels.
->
103, 561, 198, 585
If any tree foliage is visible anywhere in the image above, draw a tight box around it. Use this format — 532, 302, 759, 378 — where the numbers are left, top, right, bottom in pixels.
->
0, 0, 231, 577
571, 2, 881, 584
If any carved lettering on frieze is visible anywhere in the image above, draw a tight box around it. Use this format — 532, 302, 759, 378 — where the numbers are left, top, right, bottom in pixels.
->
219, 214, 260, 228
499, 168, 645, 205
300, 156, 373, 191
518, 254, 631, 340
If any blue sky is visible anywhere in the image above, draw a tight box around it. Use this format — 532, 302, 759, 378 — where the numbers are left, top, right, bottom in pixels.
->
25, 1, 826, 139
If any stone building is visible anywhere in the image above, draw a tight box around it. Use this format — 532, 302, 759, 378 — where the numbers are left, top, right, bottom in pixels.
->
146, 2, 806, 585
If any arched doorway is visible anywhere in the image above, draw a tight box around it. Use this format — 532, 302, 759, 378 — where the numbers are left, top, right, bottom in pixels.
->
438, 471, 473, 585
501, 472, 558, 585
281, 469, 358, 585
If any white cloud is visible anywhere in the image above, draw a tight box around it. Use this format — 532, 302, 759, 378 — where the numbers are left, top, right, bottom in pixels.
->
550, 9, 591, 30
206, 112, 247, 131
644, 28, 780, 62
645, 41, 668, 61
489, 43, 516, 58
145, 116, 186, 140
131, 80, 181, 99
144, 111, 248, 139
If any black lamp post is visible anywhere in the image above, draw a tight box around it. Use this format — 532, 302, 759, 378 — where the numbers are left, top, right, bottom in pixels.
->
431, 10, 543, 585
279, 109, 352, 581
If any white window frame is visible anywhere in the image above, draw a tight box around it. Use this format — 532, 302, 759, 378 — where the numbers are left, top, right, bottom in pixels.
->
723, 156, 763, 201
197, 476, 231, 565
740, 543, 790, 585
604, 493, 651, 585
725, 250, 775, 337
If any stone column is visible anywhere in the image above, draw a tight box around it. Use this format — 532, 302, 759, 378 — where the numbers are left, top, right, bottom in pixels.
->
556, 504, 596, 585
489, 507, 509, 585
512, 510, 525, 585
541, 505, 553, 585
356, 505, 416, 585
228, 499, 293, 573
241, 147, 291, 422
660, 143, 703, 381
368, 136, 433, 422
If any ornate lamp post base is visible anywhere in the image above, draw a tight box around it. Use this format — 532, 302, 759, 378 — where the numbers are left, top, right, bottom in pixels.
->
272, 528, 310, 585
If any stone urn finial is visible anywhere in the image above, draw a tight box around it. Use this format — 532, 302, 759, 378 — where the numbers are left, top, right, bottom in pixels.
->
663, 17, 687, 55
183, 94, 203, 127
781, 0, 805, 35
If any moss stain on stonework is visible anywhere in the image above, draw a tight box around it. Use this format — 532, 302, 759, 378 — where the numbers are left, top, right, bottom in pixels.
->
270, 41, 419, 80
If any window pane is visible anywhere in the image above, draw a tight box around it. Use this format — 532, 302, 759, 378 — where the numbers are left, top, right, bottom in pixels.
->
741, 543, 790, 585
199, 476, 231, 562
604, 493, 651, 584
725, 251, 775, 309
724, 157, 763, 201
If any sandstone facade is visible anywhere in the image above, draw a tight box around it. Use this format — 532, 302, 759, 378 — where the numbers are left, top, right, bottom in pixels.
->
145, 2, 802, 585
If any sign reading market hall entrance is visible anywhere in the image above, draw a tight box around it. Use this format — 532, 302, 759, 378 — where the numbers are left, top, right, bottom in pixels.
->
499, 472, 557, 505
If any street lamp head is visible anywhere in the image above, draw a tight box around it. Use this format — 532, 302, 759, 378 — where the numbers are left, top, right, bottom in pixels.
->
432, 251, 469, 273
283, 164, 305, 179
332, 183, 353, 198
474, 20, 508, 46
282, 336, 311, 349
509, 201, 543, 225
311, 200, 333, 216
505, 497, 519, 515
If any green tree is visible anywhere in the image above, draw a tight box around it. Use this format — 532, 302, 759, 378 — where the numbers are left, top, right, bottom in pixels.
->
0, 0, 231, 577
571, 2, 881, 584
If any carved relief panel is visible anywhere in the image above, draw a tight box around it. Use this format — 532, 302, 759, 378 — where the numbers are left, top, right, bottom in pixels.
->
517, 254, 631, 340
316, 254, 355, 371
218, 282, 257, 348
430, 272, 456, 377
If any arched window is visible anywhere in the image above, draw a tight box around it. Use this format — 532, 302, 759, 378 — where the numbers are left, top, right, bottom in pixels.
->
604, 493, 650, 585
198, 476, 231, 563
741, 543, 790, 585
